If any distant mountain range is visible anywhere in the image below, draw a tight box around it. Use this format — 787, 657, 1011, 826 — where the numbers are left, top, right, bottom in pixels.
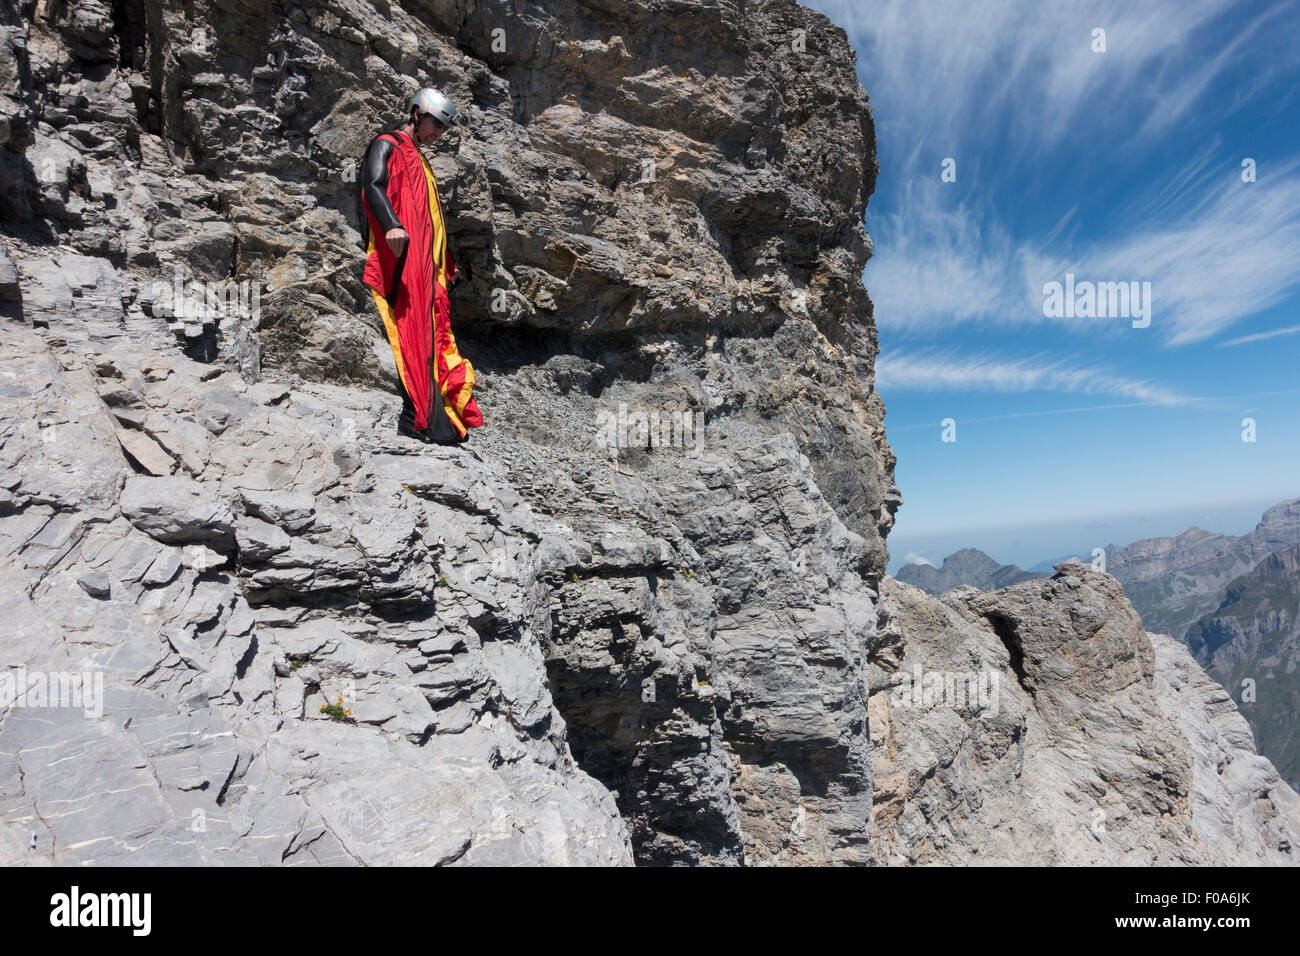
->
1182, 542, 1300, 791
1104, 500, 1300, 642
895, 547, 1044, 595
898, 499, 1300, 791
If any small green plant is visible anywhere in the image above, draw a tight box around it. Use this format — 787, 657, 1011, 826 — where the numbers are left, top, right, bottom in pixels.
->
320, 696, 352, 722
571, 571, 579, 582
679, 566, 696, 579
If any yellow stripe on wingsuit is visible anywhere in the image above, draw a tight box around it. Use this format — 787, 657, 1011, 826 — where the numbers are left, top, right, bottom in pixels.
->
369, 232, 411, 399
455, 363, 475, 417
420, 152, 448, 290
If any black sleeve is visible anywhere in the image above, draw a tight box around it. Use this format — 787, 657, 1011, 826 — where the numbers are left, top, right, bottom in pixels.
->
361, 137, 403, 234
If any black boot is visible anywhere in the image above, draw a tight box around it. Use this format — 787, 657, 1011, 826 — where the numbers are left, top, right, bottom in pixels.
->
396, 394, 432, 443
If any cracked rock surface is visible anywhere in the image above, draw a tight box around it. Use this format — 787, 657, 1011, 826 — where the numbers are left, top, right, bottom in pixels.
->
869, 564, 1300, 865
2, 0, 895, 867
0, 323, 631, 864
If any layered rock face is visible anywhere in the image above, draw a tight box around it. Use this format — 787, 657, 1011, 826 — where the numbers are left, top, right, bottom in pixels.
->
1, 0, 894, 865
1105, 500, 1300, 792
3, 0, 900, 561
870, 563, 1300, 864
1187, 543, 1300, 791
895, 546, 1044, 596
0, 321, 634, 865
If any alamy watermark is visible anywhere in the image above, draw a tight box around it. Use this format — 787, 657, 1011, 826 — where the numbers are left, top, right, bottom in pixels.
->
888, 664, 1000, 719
50, 886, 150, 936
1, 667, 104, 718
148, 268, 262, 327
1042, 273, 1151, 328
595, 402, 704, 453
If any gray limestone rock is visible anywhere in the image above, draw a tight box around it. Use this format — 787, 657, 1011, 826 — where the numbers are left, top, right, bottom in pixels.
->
869, 564, 1300, 865
119, 475, 236, 548
1152, 632, 1300, 862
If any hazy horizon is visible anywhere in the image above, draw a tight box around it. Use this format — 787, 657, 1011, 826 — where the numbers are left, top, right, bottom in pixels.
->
885, 492, 1293, 576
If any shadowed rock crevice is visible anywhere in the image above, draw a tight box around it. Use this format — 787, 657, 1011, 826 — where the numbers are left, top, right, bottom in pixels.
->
984, 611, 1029, 692
539, 577, 745, 865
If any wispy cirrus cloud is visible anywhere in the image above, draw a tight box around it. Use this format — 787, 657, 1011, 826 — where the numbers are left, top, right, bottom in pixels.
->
1218, 323, 1300, 347
1027, 162, 1300, 345
867, 156, 1300, 346
807, 0, 1300, 346
865, 178, 1030, 336
875, 350, 1191, 405
809, 0, 1296, 157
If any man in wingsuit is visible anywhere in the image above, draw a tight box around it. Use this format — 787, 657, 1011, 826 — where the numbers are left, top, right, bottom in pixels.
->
357, 87, 483, 445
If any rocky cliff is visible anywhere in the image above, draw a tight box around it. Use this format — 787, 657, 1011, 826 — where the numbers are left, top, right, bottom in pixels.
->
1187, 543, 1300, 791
1, 0, 1294, 866
1106, 499, 1300, 641
871, 563, 1300, 864
1, 0, 895, 866
1104, 499, 1300, 793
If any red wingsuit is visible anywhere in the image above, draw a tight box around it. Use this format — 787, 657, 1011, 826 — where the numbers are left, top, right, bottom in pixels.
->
360, 130, 483, 438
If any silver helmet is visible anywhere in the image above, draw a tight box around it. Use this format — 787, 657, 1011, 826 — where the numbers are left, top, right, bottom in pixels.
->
411, 87, 462, 128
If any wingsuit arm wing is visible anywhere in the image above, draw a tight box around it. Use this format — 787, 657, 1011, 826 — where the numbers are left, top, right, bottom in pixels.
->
361, 137, 403, 235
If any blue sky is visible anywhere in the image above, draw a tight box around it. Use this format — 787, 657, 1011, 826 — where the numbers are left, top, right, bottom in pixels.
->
804, 0, 1300, 573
